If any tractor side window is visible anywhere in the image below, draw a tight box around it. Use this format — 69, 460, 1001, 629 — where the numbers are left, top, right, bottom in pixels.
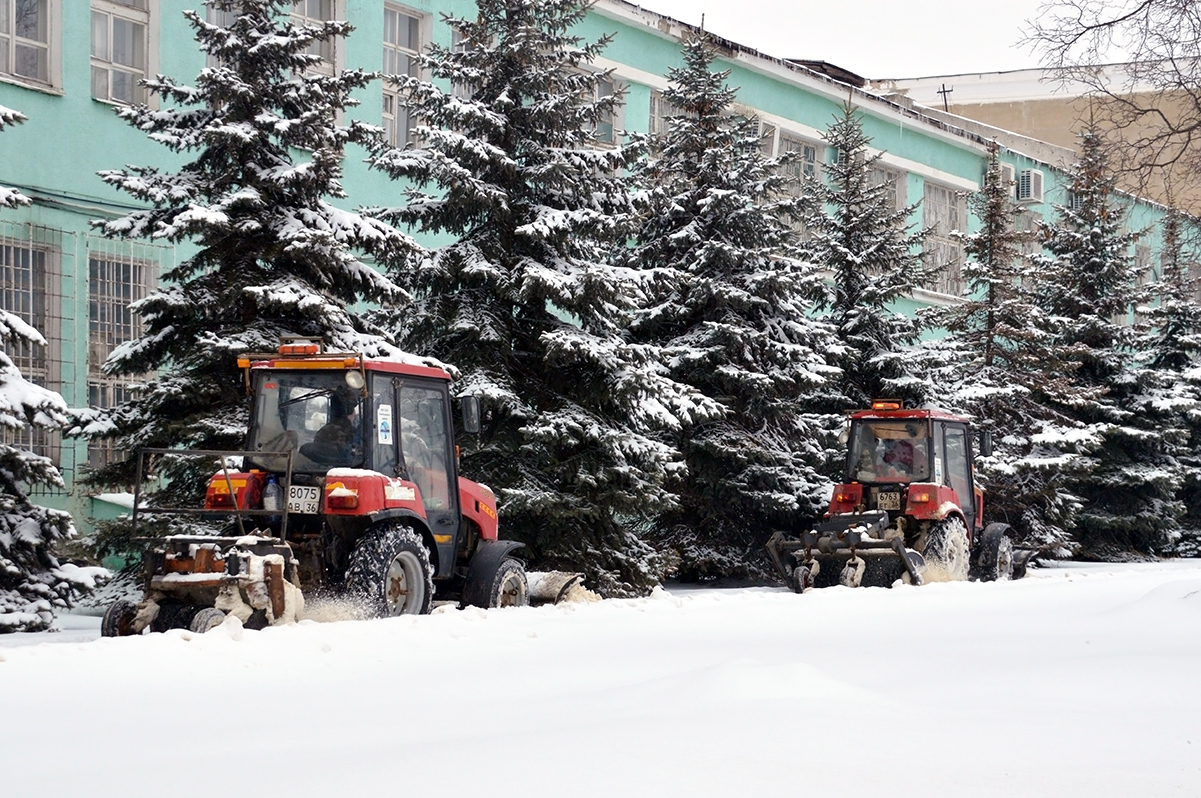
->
372, 380, 398, 477
944, 427, 970, 502
399, 385, 453, 513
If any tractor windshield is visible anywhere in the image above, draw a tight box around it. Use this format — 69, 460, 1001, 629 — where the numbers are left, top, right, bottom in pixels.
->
848, 419, 931, 483
245, 370, 366, 473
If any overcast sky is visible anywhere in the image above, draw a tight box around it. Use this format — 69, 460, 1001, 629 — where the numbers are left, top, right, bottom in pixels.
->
633, 0, 1049, 79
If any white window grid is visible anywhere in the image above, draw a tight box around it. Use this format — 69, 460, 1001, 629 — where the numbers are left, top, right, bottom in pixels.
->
0, 223, 66, 469
204, 4, 236, 70
1, 0, 51, 86
778, 134, 822, 197
593, 74, 617, 145
923, 181, 967, 295
91, 0, 149, 105
86, 236, 163, 470
870, 165, 907, 212
291, 0, 337, 76
382, 4, 421, 148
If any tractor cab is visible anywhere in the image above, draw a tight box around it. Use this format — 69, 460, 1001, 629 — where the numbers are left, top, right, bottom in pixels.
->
832, 401, 983, 535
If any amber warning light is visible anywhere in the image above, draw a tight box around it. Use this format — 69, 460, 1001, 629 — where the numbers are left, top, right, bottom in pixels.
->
871, 400, 902, 411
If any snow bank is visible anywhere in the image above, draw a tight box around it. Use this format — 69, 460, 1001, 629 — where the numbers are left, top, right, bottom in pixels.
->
1, 562, 1199, 796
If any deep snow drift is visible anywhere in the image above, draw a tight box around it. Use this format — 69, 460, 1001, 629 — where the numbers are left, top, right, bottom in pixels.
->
2, 561, 1199, 797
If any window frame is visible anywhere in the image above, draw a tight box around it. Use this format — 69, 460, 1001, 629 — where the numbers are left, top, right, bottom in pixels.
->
290, 0, 344, 78
0, 0, 61, 92
922, 180, 968, 296
381, 2, 425, 149
90, 0, 157, 107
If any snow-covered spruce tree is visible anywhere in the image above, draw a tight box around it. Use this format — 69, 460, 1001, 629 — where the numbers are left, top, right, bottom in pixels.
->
623, 35, 836, 580
1, 107, 104, 632
1136, 210, 1201, 554
923, 142, 1085, 551
79, 1, 411, 513
1036, 129, 1182, 557
367, 0, 708, 596
799, 101, 928, 412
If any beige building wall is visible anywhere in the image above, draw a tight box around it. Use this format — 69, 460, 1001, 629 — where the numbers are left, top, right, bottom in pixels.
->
872, 68, 1189, 210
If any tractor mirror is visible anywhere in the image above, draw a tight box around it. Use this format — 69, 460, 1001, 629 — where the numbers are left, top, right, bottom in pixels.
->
461, 395, 481, 435
979, 430, 993, 458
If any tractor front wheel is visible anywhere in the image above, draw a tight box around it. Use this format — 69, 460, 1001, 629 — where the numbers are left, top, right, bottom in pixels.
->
345, 524, 434, 616
487, 558, 530, 608
921, 517, 970, 582
972, 523, 1015, 582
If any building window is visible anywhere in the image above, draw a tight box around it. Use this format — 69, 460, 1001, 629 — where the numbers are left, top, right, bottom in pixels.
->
382, 4, 421, 148
593, 74, 617, 145
870, 166, 907, 212
291, 0, 338, 76
0, 224, 64, 467
205, 4, 235, 69
779, 134, 822, 197
91, 0, 150, 105
923, 181, 967, 296
87, 245, 156, 469
1, 0, 53, 86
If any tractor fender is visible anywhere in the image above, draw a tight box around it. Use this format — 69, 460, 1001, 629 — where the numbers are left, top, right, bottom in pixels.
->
462, 540, 525, 607
364, 509, 440, 574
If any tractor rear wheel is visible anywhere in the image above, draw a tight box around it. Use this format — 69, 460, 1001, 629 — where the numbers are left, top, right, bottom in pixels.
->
972, 523, 1015, 582
345, 524, 434, 616
921, 517, 970, 582
487, 558, 530, 608
101, 599, 138, 637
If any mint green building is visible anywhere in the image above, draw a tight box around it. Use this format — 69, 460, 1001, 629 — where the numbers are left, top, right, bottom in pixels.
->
0, 0, 1173, 530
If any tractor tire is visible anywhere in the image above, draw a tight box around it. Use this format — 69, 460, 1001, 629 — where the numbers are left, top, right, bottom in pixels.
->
972, 523, 1015, 582
101, 599, 138, 637
344, 524, 434, 617
486, 558, 530, 609
189, 607, 227, 633
921, 517, 970, 582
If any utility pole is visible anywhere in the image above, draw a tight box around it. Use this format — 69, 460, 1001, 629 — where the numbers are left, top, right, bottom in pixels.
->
937, 83, 954, 112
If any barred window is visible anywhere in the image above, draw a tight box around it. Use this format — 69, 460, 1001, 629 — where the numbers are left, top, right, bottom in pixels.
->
382, 4, 421, 148
923, 181, 967, 295
87, 242, 158, 469
1, 0, 53, 86
91, 0, 150, 105
0, 225, 65, 467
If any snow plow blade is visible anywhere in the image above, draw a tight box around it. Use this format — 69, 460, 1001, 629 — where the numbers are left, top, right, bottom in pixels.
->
766, 511, 925, 591
527, 571, 591, 604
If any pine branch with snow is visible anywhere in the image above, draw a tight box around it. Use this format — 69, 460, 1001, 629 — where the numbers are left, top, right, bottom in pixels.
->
0, 105, 31, 209
0, 311, 105, 632
79, 0, 415, 506
622, 35, 838, 580
366, 0, 705, 596
798, 101, 929, 411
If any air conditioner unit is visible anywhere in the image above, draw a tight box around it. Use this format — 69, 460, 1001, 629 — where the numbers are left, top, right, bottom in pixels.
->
999, 163, 1016, 198
1017, 168, 1044, 203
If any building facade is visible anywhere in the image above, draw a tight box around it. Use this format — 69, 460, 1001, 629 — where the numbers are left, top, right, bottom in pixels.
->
0, 0, 1175, 531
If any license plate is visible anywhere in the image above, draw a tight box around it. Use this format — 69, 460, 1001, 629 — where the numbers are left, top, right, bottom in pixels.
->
288, 485, 321, 514
877, 492, 901, 511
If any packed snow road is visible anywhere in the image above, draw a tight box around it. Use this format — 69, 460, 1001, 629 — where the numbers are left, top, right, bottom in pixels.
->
2, 561, 1200, 797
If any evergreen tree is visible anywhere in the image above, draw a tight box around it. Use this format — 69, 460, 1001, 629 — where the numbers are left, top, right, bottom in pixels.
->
623, 36, 835, 580
367, 0, 707, 596
1, 107, 104, 632
1036, 129, 1181, 556
799, 101, 927, 411
924, 142, 1085, 551
1136, 210, 1201, 554
78, 1, 411, 506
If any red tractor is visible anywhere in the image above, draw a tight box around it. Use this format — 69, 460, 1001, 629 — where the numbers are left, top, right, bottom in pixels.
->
766, 401, 1028, 591
101, 342, 554, 636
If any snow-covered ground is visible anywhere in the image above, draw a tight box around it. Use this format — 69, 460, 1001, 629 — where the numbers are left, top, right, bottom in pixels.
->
2, 561, 1199, 797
